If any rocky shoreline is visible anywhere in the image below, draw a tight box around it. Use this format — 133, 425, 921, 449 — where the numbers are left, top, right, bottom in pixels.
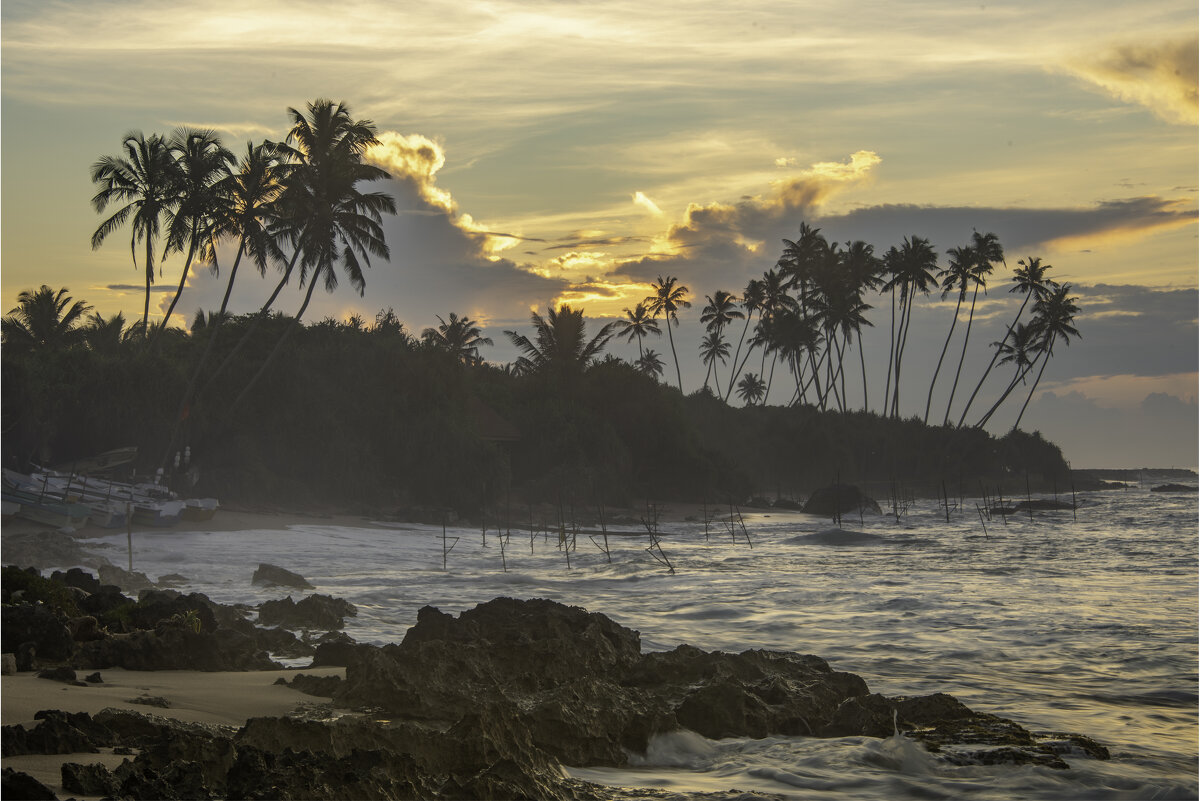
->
0, 556, 1114, 800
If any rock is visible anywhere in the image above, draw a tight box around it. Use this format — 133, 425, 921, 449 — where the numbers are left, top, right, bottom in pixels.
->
157, 572, 190, 586
308, 631, 362, 667
253, 626, 313, 659
258, 594, 357, 630
128, 590, 217, 633
802, 484, 882, 517
2, 603, 75, 664
84, 671, 103, 683
1, 654, 15, 675
128, 696, 171, 708
68, 615, 105, 642
1, 531, 107, 571
251, 563, 314, 590
97, 563, 156, 593
280, 673, 343, 698
74, 624, 279, 672
49, 567, 101, 594
2, 710, 105, 756
61, 761, 120, 797
36, 666, 79, 683
77, 584, 132, 620
1151, 483, 1197, 492
1, 767, 58, 800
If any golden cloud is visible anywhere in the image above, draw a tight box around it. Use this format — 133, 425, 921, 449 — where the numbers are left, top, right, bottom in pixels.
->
364, 131, 454, 213
633, 191, 663, 216
1067, 38, 1198, 125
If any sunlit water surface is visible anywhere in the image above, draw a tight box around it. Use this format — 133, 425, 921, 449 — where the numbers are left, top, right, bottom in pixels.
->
83, 486, 1197, 800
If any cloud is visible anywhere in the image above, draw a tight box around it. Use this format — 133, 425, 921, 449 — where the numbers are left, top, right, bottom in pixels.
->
633, 191, 663, 216
1065, 37, 1199, 125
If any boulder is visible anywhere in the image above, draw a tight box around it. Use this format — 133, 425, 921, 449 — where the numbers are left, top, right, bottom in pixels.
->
251, 564, 314, 590
1151, 483, 1197, 493
74, 623, 279, 672
61, 761, 120, 797
802, 484, 882, 517
308, 631, 363, 668
50, 567, 101, 594
97, 564, 156, 593
258, 594, 356, 630
1, 768, 58, 800
1, 602, 75, 664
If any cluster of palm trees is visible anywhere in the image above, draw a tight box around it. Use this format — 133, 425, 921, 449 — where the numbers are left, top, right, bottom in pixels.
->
88, 99, 396, 458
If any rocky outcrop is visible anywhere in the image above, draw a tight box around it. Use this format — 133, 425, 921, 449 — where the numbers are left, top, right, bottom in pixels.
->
74, 622, 279, 671
1151, 483, 1197, 493
251, 564, 314, 590
258, 594, 356, 630
802, 484, 882, 517
2, 603, 75, 662
2, 768, 58, 800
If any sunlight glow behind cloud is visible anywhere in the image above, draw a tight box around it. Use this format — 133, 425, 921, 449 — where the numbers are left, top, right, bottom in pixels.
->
1065, 37, 1199, 125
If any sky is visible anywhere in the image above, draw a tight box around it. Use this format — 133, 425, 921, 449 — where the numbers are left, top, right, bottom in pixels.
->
2, 0, 1197, 469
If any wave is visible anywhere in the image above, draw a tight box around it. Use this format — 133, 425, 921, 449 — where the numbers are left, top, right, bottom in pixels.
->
785, 528, 888, 545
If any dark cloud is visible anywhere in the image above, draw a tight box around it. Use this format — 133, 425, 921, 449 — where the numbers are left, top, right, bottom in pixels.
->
106, 284, 175, 293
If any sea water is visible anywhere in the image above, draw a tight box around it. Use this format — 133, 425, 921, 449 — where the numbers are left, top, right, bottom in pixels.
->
80, 484, 1198, 800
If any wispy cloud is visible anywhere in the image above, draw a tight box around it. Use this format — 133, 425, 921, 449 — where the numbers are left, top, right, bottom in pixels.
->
1064, 37, 1198, 124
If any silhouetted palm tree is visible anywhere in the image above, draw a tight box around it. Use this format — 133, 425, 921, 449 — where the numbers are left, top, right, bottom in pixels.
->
635, 348, 665, 379
941, 231, 1002, 424
422, 313, 493, 365
957, 256, 1054, 427
505, 304, 618, 375
700, 289, 742, 395
644, 275, 691, 391
231, 99, 396, 412
614, 302, 661, 360
82, 311, 130, 355
924, 244, 974, 424
91, 131, 176, 333
1012, 283, 1080, 430
972, 321, 1040, 428
735, 372, 766, 406
1, 286, 91, 353
724, 278, 764, 401
157, 128, 235, 339
880, 235, 938, 417
698, 331, 731, 392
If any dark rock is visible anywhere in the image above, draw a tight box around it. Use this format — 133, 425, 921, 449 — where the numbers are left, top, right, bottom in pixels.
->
128, 695, 171, 708
157, 572, 190, 586
129, 590, 218, 633
84, 671, 103, 683
77, 584, 132, 619
802, 484, 882, 517
253, 626, 313, 659
67, 615, 105, 642
2, 710, 103, 756
1, 767, 58, 800
1151, 483, 1197, 492
251, 563, 314, 590
61, 761, 120, 797
2, 531, 107, 571
74, 624, 279, 672
50, 567, 101, 594
258, 594, 357, 630
2, 603, 75, 663
36, 666, 78, 683
97, 563, 156, 593
281, 673, 343, 698
308, 631, 362, 667
16, 642, 37, 672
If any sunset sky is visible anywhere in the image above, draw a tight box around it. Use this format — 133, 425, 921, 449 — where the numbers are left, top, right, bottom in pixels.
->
2, 0, 1197, 468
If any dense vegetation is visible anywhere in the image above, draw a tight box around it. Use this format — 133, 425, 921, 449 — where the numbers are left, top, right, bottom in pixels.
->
2, 97, 1078, 515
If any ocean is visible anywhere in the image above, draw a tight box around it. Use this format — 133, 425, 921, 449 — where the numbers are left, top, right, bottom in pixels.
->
81, 482, 1198, 800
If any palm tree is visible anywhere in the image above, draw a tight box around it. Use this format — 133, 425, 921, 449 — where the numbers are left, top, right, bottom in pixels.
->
82, 311, 130, 355
644, 275, 691, 391
1, 286, 92, 353
636, 349, 665, 379
956, 256, 1054, 427
90, 131, 177, 332
941, 231, 1002, 424
698, 331, 731, 392
724, 278, 764, 401
699, 289, 743, 394
880, 235, 938, 417
422, 312, 493, 365
614, 302, 661, 360
230, 99, 396, 412
735, 372, 766, 406
924, 244, 975, 424
157, 128, 235, 339
837, 240, 880, 412
972, 321, 1040, 429
504, 304, 618, 375
1011, 283, 1081, 430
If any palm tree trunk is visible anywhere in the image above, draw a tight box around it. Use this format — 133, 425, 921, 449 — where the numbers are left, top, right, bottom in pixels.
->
974, 359, 1035, 429
891, 287, 915, 417
1012, 345, 1053, 430
956, 293, 1032, 427
883, 285, 897, 413
228, 263, 322, 416
666, 316, 683, 392
156, 222, 200, 341
200, 248, 301, 397
923, 293, 963, 424
724, 314, 753, 400
858, 330, 869, 413
142, 238, 153, 335
942, 285, 979, 425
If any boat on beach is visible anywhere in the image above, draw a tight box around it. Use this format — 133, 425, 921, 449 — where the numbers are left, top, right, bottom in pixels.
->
3, 467, 215, 529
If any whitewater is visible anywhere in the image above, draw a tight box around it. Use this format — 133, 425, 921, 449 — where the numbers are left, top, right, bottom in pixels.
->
82, 483, 1197, 800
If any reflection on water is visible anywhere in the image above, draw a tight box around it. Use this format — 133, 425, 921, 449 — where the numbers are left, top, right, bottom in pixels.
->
88, 486, 1198, 800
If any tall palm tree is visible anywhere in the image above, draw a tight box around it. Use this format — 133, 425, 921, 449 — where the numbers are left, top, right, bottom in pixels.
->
504, 304, 617, 375
699, 289, 743, 394
1, 286, 92, 353
614, 302, 661, 360
735, 372, 766, 406
972, 321, 1040, 429
941, 231, 1002, 424
91, 131, 177, 333
698, 331, 731, 392
636, 349, 665, 379
644, 275, 691, 391
880, 235, 938, 417
956, 256, 1054, 427
837, 240, 880, 412
157, 128, 235, 339
724, 278, 764, 401
924, 244, 975, 424
230, 99, 396, 412
422, 312, 493, 365
1011, 283, 1081, 430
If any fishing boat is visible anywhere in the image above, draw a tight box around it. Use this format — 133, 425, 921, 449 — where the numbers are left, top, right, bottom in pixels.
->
14, 497, 91, 528
182, 497, 220, 521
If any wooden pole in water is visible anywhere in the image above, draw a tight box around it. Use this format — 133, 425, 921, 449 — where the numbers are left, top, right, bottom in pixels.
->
1026, 472, 1034, 521
126, 502, 133, 571
1071, 483, 1078, 522
942, 480, 950, 523
703, 499, 709, 541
